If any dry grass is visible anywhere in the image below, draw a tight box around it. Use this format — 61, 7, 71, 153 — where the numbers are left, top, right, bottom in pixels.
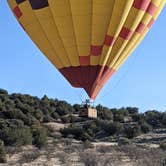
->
120, 144, 166, 166
19, 150, 40, 164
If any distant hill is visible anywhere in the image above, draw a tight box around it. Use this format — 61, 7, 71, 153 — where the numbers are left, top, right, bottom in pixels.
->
0, 88, 166, 143
0, 88, 166, 165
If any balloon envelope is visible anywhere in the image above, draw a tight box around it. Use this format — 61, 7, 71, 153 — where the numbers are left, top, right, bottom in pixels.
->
8, 0, 165, 99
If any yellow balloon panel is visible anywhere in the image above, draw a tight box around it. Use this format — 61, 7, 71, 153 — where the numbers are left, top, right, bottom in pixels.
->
8, 0, 165, 99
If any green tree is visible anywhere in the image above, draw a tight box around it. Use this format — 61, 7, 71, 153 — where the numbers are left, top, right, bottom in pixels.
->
145, 110, 162, 128
140, 121, 152, 133
126, 107, 138, 115
103, 121, 123, 136
161, 112, 166, 127
96, 104, 113, 120
0, 89, 8, 95
73, 104, 81, 113
55, 100, 74, 116
60, 126, 84, 140
124, 124, 141, 139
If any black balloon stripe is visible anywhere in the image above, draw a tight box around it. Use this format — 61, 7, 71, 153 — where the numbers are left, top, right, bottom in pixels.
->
16, 0, 26, 4
16, 0, 48, 10
29, 0, 49, 9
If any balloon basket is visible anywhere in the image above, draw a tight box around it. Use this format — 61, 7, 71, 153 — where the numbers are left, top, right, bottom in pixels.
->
79, 99, 97, 118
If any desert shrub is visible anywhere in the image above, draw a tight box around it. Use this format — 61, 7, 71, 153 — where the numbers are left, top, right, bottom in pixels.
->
17, 103, 34, 115
126, 107, 139, 115
161, 112, 166, 127
144, 110, 162, 128
118, 137, 131, 146
73, 104, 81, 113
51, 111, 59, 120
0, 89, 8, 95
65, 126, 92, 141
121, 145, 166, 166
105, 136, 117, 142
33, 109, 43, 122
63, 138, 72, 146
84, 120, 100, 132
124, 124, 141, 139
103, 121, 123, 136
19, 150, 40, 164
41, 95, 50, 104
140, 121, 152, 133
67, 134, 74, 140
1, 109, 34, 125
113, 108, 129, 122
61, 120, 124, 141
83, 140, 94, 149
0, 104, 6, 112
0, 94, 8, 105
64, 144, 81, 154
82, 132, 93, 141
82, 122, 98, 139
79, 150, 99, 166
96, 104, 113, 120
79, 148, 124, 166
120, 144, 145, 161
160, 141, 166, 151
68, 115, 78, 123
0, 139, 6, 163
97, 145, 111, 153
41, 108, 50, 116
61, 115, 73, 123
31, 125, 47, 148
114, 113, 124, 122
132, 113, 144, 122
6, 146, 22, 156
4, 127, 32, 146
56, 152, 69, 164
0, 119, 32, 146
135, 148, 166, 166
52, 132, 62, 139
43, 115, 54, 123
60, 126, 84, 139
17, 113, 39, 126
55, 100, 74, 116
96, 145, 120, 154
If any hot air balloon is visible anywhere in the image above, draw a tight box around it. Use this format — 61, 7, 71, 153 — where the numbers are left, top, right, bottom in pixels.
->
7, 0, 165, 100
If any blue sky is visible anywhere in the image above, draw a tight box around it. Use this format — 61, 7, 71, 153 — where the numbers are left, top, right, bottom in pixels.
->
0, 2, 166, 111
